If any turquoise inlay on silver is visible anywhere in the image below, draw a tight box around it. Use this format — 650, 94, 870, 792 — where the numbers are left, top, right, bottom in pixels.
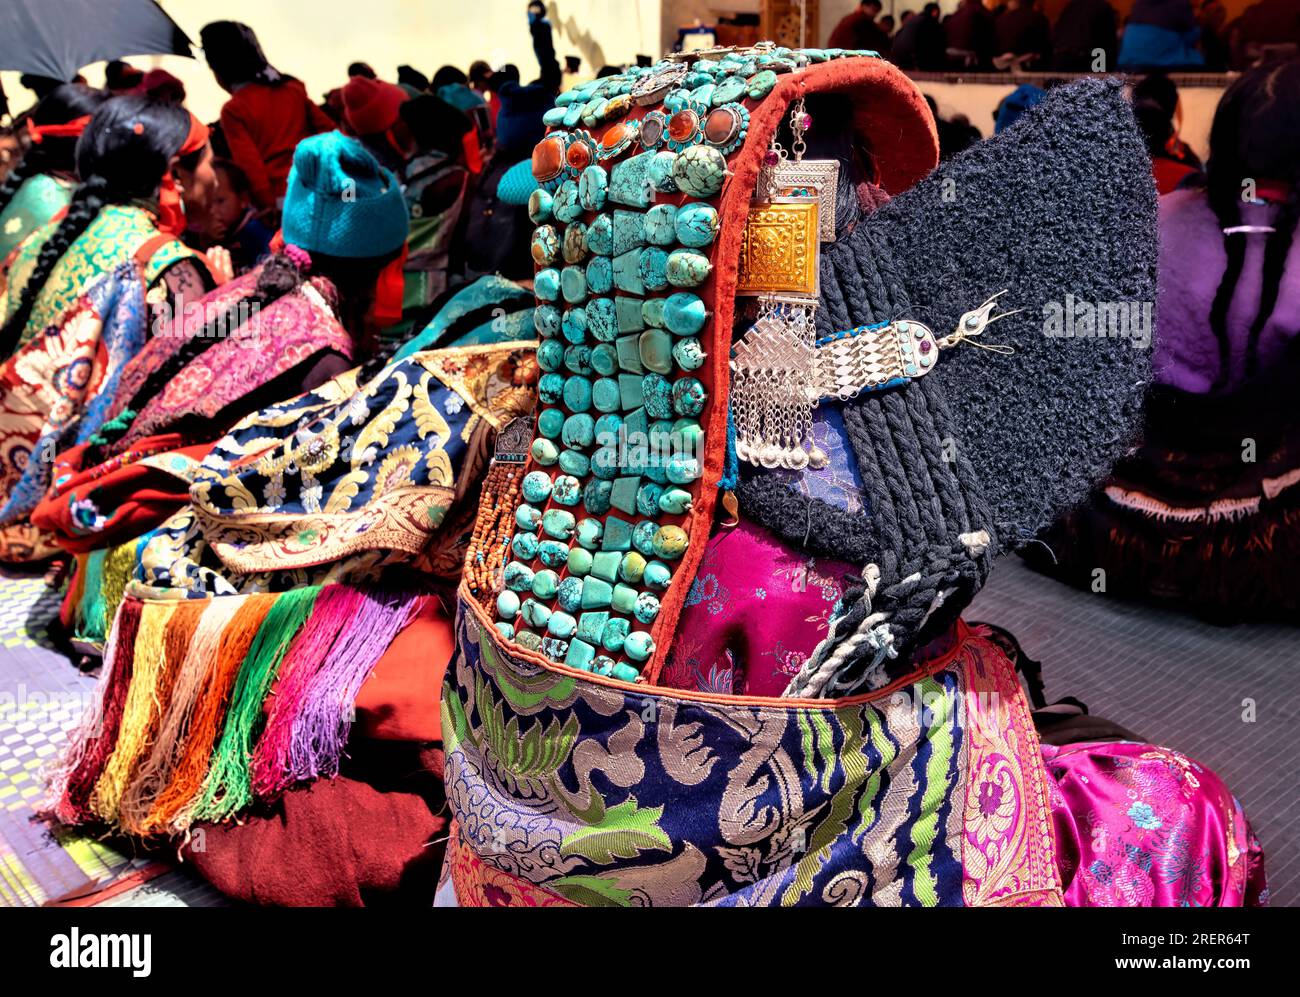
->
560, 266, 587, 304
612, 210, 646, 256
637, 247, 670, 291
528, 188, 553, 224
553, 180, 583, 223
561, 306, 587, 344
579, 165, 608, 211
585, 213, 613, 255
671, 144, 727, 197
643, 203, 677, 246
671, 336, 706, 370
608, 152, 656, 208
534, 267, 561, 301
648, 151, 679, 192
612, 249, 645, 294
674, 203, 718, 248
586, 255, 613, 294
533, 303, 561, 337
665, 248, 712, 288
586, 297, 617, 341
563, 221, 587, 264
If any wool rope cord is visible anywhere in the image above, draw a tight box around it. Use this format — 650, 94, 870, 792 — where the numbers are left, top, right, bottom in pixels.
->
145, 593, 275, 834
58, 598, 142, 822
115, 600, 207, 834
249, 584, 369, 797
89, 601, 180, 823
190, 586, 322, 822
42, 597, 127, 821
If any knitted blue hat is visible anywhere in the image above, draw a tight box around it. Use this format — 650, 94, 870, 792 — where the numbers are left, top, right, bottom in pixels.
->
497, 159, 539, 206
281, 132, 409, 259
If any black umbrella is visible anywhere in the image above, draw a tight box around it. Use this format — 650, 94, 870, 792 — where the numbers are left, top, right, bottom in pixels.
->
0, 0, 192, 83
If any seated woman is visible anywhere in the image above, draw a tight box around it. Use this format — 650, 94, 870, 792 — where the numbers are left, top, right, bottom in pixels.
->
438, 50, 1263, 907
0, 83, 109, 265
1033, 61, 1300, 623
0, 96, 215, 562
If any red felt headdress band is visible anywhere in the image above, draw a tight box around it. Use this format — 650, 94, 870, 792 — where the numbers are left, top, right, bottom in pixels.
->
178, 113, 210, 157
26, 115, 92, 144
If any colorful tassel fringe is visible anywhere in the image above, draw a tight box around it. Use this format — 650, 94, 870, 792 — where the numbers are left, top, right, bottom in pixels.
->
48, 583, 424, 837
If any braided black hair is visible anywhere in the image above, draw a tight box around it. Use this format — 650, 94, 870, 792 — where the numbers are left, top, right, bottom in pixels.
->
1205, 60, 1300, 389
0, 84, 108, 220
0, 95, 190, 359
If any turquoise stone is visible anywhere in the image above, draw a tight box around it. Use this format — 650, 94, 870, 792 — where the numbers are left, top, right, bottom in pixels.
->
690, 83, 716, 107
585, 213, 613, 255
496, 589, 520, 618
633, 591, 661, 624
576, 517, 604, 549
531, 437, 558, 465
495, 622, 515, 640
586, 297, 617, 341
612, 210, 646, 255
561, 413, 594, 449
555, 88, 581, 106
663, 292, 708, 335
666, 249, 712, 288
584, 255, 612, 294
580, 576, 613, 609
582, 477, 612, 515
559, 450, 589, 476
591, 446, 619, 479
672, 418, 704, 452
590, 343, 618, 376
515, 503, 541, 532
652, 524, 689, 559
612, 250, 644, 294
516, 630, 542, 652
538, 373, 564, 404
712, 75, 746, 105
561, 266, 587, 304
563, 375, 592, 412
557, 576, 583, 612
520, 598, 551, 629
537, 540, 569, 568
623, 631, 655, 663
561, 307, 587, 344
608, 152, 656, 208
563, 222, 587, 264
565, 638, 596, 670
674, 203, 718, 247
637, 247, 669, 291
611, 662, 640, 682
594, 416, 623, 449
623, 406, 648, 441
536, 339, 564, 372
602, 516, 633, 551
568, 547, 593, 575
542, 105, 567, 126
672, 337, 706, 370
601, 617, 630, 653
593, 656, 616, 677
591, 550, 621, 582
643, 560, 672, 590
576, 611, 609, 644
534, 267, 561, 301
503, 561, 534, 591
643, 204, 677, 246
528, 188, 553, 224
648, 151, 678, 192
615, 296, 645, 332
616, 336, 643, 374
548, 611, 577, 639
592, 377, 621, 413
642, 374, 672, 418
636, 482, 664, 517
563, 344, 592, 376
534, 303, 561, 337
551, 474, 581, 506
579, 165, 608, 211
618, 374, 645, 410
522, 470, 553, 503
671, 377, 707, 417
620, 552, 647, 583
580, 96, 606, 128
541, 636, 569, 661
642, 297, 666, 328
672, 145, 728, 197
611, 583, 638, 614
610, 476, 640, 515
541, 508, 576, 540
666, 453, 700, 484
553, 181, 583, 223
658, 487, 692, 514
639, 329, 673, 374
532, 569, 560, 599
511, 531, 539, 560
632, 520, 659, 557
563, 101, 584, 127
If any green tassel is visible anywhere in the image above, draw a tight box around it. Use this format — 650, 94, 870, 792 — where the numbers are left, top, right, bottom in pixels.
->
79, 549, 108, 642
87, 408, 137, 447
191, 586, 322, 821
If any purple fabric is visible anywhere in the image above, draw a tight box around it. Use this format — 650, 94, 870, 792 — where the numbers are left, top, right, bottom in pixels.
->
1153, 188, 1300, 394
1045, 741, 1267, 906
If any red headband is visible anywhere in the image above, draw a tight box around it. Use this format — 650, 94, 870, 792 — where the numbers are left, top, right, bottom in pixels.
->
26, 115, 92, 144
178, 113, 210, 157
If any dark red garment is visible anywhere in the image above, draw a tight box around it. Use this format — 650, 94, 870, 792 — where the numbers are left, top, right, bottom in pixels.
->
828, 10, 892, 52
1152, 154, 1196, 194
219, 80, 335, 210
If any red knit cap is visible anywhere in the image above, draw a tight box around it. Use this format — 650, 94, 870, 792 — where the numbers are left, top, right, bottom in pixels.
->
341, 76, 408, 137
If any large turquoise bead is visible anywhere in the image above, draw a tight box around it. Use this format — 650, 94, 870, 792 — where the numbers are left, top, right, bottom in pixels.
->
515, 503, 542, 532
674, 203, 718, 247
582, 478, 612, 515
615, 296, 644, 332
522, 470, 553, 503
530, 437, 558, 465
601, 617, 630, 652
561, 266, 587, 303
672, 337, 706, 370
559, 449, 589, 476
561, 412, 594, 449
511, 531, 538, 560
563, 375, 593, 412
561, 307, 587, 344
579, 165, 608, 211
551, 474, 582, 506
553, 181, 583, 222
532, 225, 560, 267
642, 297, 666, 329
639, 328, 674, 374
663, 292, 707, 336
585, 213, 613, 255
563, 344, 592, 376
633, 591, 661, 624
666, 249, 712, 288
536, 339, 564, 372
541, 508, 576, 539
632, 520, 659, 557
520, 598, 551, 629
671, 376, 707, 417
637, 247, 670, 291
532, 569, 560, 599
537, 407, 564, 440
537, 540, 570, 569
534, 267, 561, 301
623, 631, 656, 662
642, 373, 673, 418
538, 372, 564, 404
592, 377, 621, 413
612, 250, 645, 294
643, 204, 677, 246
608, 152, 655, 208
563, 222, 587, 264
672, 145, 728, 197
496, 589, 520, 619
503, 561, 534, 591
590, 343, 618, 377
643, 560, 672, 590
612, 210, 646, 255
534, 303, 561, 338
528, 188, 553, 223
648, 151, 678, 192
586, 297, 617, 341
586, 256, 613, 294
747, 70, 777, 98
557, 576, 583, 612
575, 517, 604, 549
